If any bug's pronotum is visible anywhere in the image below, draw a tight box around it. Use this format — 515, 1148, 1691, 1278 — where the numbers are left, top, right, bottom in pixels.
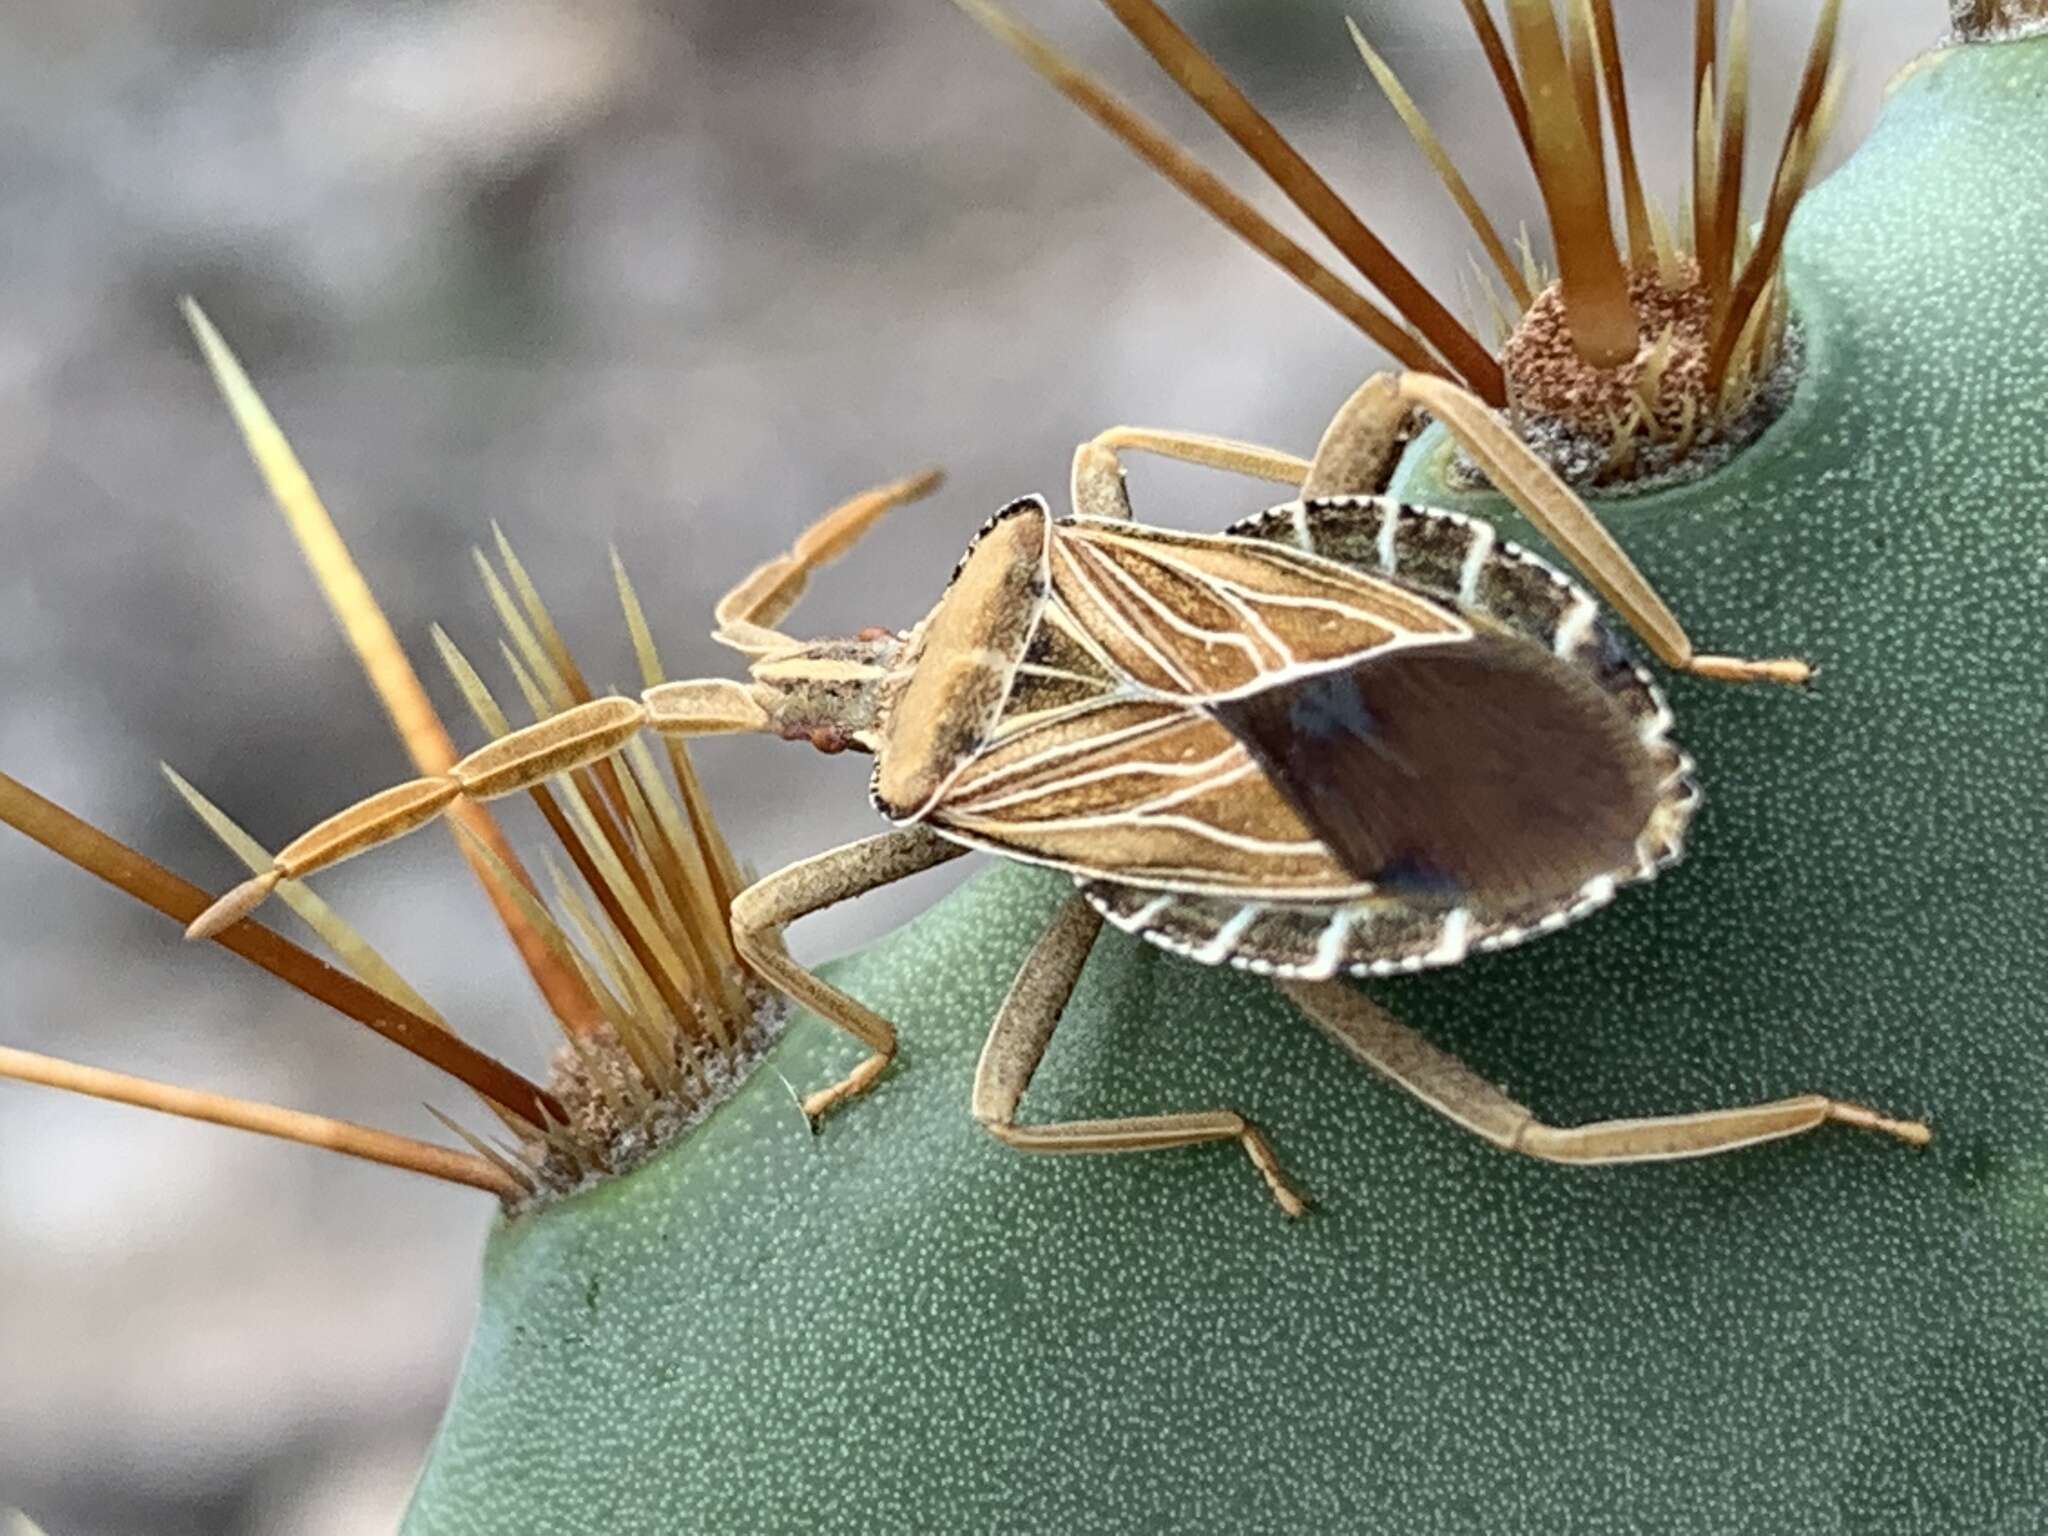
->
186, 370, 1929, 1214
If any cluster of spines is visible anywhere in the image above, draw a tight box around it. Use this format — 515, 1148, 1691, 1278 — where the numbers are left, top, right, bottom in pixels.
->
0, 304, 764, 1204
958, 0, 1845, 480
1953, 0, 2048, 39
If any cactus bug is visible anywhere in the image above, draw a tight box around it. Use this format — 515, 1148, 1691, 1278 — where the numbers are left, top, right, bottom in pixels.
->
184, 370, 1928, 1214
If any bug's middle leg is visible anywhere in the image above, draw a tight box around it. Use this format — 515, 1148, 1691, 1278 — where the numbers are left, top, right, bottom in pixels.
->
730, 825, 967, 1126
1069, 427, 1312, 522
1278, 977, 1931, 1163
973, 891, 1308, 1215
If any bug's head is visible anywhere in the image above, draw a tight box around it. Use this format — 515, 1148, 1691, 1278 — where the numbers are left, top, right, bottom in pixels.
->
643, 628, 907, 758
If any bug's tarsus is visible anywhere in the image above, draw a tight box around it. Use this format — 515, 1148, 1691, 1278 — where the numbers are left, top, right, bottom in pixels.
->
1825, 1102, 1933, 1148
1236, 1123, 1310, 1217
1690, 655, 1813, 688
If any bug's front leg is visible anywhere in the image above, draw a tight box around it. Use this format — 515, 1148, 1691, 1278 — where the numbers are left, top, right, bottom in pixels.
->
712, 466, 944, 656
730, 826, 967, 1126
1279, 978, 1930, 1163
973, 892, 1307, 1215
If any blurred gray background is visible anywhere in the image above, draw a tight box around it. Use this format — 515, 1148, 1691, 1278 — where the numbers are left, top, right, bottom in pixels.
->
0, 3, 1931, 1531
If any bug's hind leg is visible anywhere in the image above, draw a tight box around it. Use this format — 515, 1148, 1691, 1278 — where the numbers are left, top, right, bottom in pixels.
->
730, 826, 967, 1126
1301, 372, 1421, 498
1070, 427, 1312, 522
973, 892, 1308, 1215
1279, 978, 1931, 1162
1397, 372, 1811, 687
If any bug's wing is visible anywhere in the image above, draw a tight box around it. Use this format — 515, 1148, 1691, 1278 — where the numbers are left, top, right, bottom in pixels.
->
1208, 634, 1665, 912
1044, 518, 1465, 697
931, 694, 1367, 897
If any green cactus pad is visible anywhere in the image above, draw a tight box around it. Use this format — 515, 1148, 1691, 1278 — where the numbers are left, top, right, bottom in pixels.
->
406, 38, 2048, 1534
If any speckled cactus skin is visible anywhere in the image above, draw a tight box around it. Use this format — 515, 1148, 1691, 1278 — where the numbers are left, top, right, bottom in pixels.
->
405, 38, 2048, 1534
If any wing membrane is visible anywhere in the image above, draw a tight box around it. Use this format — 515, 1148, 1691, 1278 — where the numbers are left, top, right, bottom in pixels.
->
1209, 634, 1663, 910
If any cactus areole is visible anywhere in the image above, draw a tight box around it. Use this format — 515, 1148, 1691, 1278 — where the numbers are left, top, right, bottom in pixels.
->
404, 36, 2048, 1535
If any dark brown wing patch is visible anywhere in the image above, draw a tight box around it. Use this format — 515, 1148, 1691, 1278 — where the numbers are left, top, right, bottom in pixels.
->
1208, 634, 1662, 914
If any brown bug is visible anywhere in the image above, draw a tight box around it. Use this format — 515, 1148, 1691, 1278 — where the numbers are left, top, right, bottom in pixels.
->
186, 372, 1929, 1213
